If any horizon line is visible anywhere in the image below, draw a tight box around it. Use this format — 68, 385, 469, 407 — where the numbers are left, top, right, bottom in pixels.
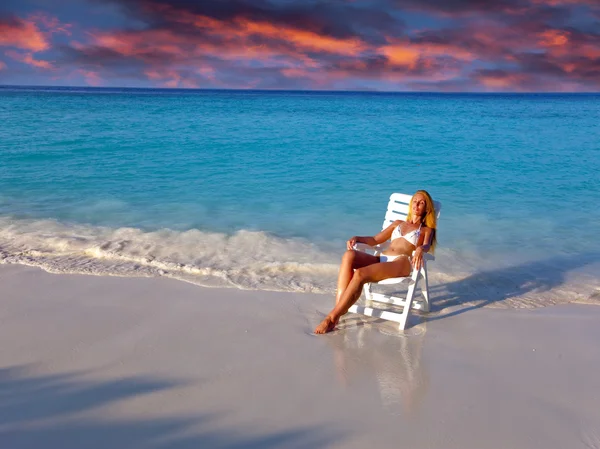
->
1, 84, 599, 95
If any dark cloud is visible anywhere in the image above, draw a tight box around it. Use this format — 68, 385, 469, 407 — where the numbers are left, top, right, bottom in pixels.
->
513, 51, 600, 83
2, 0, 600, 90
472, 61, 600, 90
0, 14, 22, 26
58, 44, 150, 68
502, 4, 574, 33
514, 52, 569, 76
98, 0, 401, 43
562, 26, 600, 46
409, 28, 490, 54
392, 0, 525, 14
570, 57, 600, 82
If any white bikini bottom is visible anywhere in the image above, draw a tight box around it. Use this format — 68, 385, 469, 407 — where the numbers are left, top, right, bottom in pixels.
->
379, 254, 410, 263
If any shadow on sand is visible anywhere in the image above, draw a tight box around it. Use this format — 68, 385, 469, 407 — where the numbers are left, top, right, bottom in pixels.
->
421, 251, 600, 322
0, 365, 342, 449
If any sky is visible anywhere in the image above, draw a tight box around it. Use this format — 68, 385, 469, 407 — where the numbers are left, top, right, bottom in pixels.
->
0, 0, 599, 91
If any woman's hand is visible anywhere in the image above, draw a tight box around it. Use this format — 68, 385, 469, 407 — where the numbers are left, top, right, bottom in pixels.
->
346, 236, 358, 250
412, 246, 424, 270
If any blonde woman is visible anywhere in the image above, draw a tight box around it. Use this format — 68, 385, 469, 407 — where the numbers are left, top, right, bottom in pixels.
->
314, 190, 437, 334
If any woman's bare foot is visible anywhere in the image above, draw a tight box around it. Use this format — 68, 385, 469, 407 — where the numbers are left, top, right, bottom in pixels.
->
314, 315, 338, 334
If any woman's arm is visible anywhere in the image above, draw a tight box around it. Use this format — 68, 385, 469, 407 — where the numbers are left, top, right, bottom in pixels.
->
347, 221, 400, 249
411, 227, 434, 270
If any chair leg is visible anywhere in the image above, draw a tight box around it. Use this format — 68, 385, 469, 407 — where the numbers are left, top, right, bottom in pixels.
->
420, 265, 431, 313
399, 276, 419, 330
363, 282, 372, 303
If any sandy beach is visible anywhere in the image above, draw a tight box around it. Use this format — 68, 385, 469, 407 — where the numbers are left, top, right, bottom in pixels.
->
1, 263, 599, 449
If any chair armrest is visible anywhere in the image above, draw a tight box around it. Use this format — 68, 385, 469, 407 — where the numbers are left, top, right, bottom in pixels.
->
353, 243, 378, 255
411, 250, 435, 261
376, 241, 390, 253
354, 241, 391, 256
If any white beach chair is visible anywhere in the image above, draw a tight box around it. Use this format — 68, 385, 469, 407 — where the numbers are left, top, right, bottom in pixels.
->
348, 192, 441, 330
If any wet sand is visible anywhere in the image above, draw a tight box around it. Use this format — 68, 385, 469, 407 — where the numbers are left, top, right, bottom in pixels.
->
1, 264, 599, 449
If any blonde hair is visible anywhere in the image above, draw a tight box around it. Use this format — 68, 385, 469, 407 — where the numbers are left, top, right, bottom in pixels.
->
406, 190, 437, 253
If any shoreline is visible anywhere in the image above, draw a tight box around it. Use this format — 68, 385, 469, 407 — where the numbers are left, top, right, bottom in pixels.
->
1, 264, 599, 448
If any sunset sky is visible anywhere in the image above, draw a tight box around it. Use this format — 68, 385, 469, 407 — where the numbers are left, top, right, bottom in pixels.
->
1, 0, 599, 91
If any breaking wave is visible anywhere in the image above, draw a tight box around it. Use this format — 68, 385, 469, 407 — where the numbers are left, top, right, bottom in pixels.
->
1, 215, 599, 309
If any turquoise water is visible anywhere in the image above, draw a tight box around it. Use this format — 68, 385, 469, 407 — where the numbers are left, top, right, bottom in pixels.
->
1, 86, 599, 308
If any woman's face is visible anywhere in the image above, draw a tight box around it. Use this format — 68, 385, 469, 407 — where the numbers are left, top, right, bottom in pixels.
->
411, 193, 427, 218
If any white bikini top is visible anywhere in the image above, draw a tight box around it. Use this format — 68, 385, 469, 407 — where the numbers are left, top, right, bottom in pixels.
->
391, 222, 421, 246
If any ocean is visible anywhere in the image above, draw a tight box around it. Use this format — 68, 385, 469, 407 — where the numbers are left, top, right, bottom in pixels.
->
1, 86, 599, 310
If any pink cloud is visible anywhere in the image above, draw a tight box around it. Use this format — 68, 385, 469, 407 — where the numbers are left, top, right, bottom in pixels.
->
144, 68, 199, 88
28, 12, 72, 36
380, 38, 475, 72
0, 18, 50, 52
13, 0, 594, 92
157, 5, 368, 56
477, 72, 530, 91
78, 69, 102, 86
5, 50, 53, 69
86, 11, 361, 69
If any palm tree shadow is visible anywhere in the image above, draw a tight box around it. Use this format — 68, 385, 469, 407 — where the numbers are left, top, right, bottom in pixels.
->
420, 251, 600, 322
0, 364, 343, 449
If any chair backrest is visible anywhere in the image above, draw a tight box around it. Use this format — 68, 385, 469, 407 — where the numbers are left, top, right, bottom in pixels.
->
382, 192, 442, 230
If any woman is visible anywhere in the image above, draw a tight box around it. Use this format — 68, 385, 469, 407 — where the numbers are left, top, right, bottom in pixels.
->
314, 190, 437, 334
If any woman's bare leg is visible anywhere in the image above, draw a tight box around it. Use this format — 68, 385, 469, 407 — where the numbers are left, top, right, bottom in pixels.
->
336, 250, 380, 304
316, 257, 412, 334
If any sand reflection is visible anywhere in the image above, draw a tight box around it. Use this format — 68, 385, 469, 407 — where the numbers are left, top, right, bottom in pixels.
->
326, 317, 429, 416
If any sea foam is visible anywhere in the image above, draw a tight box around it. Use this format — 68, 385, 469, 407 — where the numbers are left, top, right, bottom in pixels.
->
2, 216, 599, 310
